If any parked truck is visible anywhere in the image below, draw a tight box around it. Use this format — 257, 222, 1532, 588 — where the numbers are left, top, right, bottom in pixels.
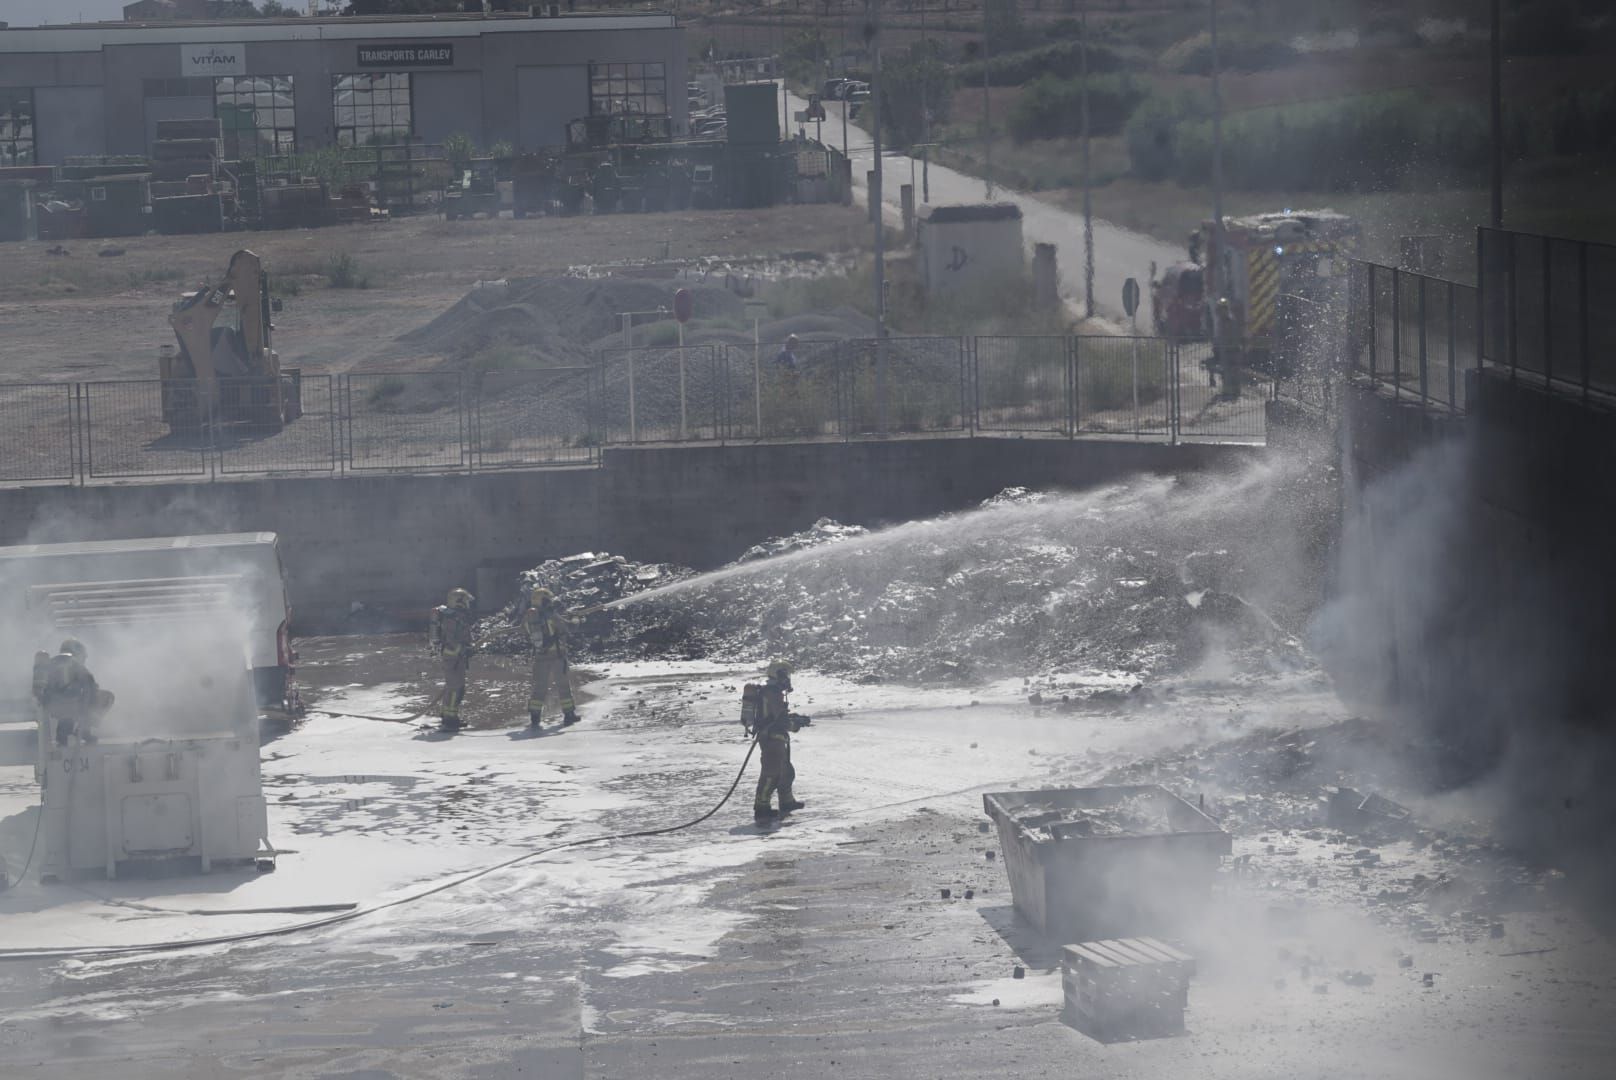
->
1159, 209, 1359, 383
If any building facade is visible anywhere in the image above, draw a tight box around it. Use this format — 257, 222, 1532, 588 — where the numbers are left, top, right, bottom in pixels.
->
0, 12, 686, 165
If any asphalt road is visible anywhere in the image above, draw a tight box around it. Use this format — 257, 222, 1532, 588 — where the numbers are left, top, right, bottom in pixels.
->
796, 94, 1184, 326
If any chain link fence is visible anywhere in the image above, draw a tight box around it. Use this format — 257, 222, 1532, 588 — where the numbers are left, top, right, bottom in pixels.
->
1075, 336, 1174, 437
974, 336, 1071, 435
344, 372, 466, 472
472, 367, 597, 468
0, 336, 1281, 487
0, 383, 76, 484
598, 346, 724, 445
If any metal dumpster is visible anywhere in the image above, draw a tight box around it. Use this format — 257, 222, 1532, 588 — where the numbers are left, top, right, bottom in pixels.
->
984, 785, 1231, 942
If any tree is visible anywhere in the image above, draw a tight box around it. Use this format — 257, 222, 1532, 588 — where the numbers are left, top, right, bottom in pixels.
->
259, 1, 301, 14
983, 0, 1026, 55
878, 40, 953, 149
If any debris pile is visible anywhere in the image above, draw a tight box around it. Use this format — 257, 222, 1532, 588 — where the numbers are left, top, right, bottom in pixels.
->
1009, 794, 1174, 840
473, 479, 1314, 683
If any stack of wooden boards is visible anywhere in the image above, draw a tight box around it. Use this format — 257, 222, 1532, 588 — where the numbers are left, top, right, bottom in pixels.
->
1061, 936, 1196, 1042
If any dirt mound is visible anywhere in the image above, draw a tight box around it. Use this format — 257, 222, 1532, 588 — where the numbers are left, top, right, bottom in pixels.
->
398, 277, 749, 366
471, 471, 1320, 686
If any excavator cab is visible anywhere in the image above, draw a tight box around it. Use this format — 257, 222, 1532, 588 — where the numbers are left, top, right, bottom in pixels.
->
161, 249, 302, 433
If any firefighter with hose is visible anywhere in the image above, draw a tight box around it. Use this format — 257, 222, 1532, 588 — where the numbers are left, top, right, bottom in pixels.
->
744, 660, 810, 822
32, 638, 114, 746
523, 587, 580, 729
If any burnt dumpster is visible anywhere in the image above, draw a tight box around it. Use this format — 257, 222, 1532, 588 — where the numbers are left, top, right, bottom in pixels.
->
983, 785, 1230, 942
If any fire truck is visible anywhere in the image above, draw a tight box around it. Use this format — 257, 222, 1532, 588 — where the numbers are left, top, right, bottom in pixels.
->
1183, 209, 1360, 381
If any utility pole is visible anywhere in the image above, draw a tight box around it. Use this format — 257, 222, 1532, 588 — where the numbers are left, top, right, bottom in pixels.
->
1489, 0, 1503, 228
981, 0, 993, 199
1081, 0, 1094, 319
1210, 0, 1225, 290
870, 1, 888, 434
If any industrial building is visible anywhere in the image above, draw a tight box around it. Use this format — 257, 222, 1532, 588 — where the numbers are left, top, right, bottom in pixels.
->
0, 10, 686, 164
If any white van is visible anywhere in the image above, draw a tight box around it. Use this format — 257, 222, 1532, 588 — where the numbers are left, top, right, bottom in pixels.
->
0, 533, 299, 718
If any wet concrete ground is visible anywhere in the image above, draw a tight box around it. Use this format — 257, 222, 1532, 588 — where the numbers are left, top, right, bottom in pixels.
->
0, 634, 1612, 1078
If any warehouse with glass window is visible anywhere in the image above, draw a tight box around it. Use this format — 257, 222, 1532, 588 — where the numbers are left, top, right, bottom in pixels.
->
0, 11, 686, 164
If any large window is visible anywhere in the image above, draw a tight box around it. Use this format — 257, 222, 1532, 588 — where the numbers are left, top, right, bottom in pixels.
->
332, 73, 412, 148
0, 90, 35, 166
589, 62, 667, 118
215, 75, 296, 157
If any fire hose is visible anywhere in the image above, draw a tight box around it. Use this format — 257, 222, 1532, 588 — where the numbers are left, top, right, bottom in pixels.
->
0, 732, 762, 962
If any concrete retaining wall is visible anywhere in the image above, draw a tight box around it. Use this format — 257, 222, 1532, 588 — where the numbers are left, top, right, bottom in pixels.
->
0, 437, 1254, 630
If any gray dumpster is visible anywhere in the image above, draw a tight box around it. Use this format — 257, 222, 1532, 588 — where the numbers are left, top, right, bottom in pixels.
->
983, 785, 1231, 942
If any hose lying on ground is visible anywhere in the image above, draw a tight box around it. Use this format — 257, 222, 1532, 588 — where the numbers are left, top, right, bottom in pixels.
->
0, 735, 760, 962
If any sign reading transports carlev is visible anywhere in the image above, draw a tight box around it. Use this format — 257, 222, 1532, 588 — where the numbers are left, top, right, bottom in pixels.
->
357, 43, 454, 67
180, 43, 246, 76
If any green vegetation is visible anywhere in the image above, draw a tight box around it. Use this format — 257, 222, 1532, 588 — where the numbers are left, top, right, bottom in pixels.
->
441, 132, 476, 172
1009, 73, 1148, 142
326, 253, 370, 290
1159, 31, 1299, 76
880, 41, 955, 148
366, 375, 405, 407
956, 40, 1137, 88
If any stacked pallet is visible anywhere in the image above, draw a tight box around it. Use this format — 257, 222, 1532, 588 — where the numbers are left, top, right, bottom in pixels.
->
1061, 937, 1195, 1042
152, 118, 222, 182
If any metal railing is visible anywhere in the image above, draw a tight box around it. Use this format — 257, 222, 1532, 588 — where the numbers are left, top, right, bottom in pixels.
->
1347, 260, 1478, 413
1478, 227, 1616, 403
0, 335, 1278, 486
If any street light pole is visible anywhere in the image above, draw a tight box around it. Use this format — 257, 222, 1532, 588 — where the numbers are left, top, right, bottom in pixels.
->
981, 0, 993, 199
1081, 0, 1094, 319
870, 0, 888, 434
1210, 0, 1225, 292
1489, 0, 1503, 228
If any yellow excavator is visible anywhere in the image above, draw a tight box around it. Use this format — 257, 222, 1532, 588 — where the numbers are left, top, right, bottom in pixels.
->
160, 249, 302, 432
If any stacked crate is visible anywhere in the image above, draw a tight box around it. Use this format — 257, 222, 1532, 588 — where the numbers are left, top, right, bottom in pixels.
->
1061, 937, 1195, 1042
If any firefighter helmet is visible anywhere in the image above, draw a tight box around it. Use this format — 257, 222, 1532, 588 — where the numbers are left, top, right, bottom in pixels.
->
59, 638, 86, 661
447, 588, 474, 611
766, 660, 792, 683
530, 587, 555, 608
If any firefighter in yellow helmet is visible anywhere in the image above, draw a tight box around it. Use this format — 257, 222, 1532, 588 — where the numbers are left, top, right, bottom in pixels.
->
429, 588, 476, 730
751, 660, 808, 822
523, 587, 579, 728
32, 638, 115, 746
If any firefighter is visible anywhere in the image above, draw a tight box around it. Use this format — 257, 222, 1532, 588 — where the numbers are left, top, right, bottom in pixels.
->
430, 588, 476, 730
32, 638, 114, 746
751, 660, 809, 822
523, 587, 579, 728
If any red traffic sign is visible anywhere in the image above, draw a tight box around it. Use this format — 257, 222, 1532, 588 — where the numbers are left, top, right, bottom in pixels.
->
673, 288, 693, 324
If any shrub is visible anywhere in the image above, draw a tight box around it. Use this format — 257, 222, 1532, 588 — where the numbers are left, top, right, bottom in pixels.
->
366, 375, 405, 407
1160, 30, 1299, 75
326, 252, 370, 289
880, 41, 955, 147
1127, 91, 1489, 192
1008, 73, 1148, 142
441, 132, 476, 171
956, 39, 1136, 88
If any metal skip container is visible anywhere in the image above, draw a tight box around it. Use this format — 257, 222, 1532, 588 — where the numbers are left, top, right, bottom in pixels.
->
983, 785, 1231, 942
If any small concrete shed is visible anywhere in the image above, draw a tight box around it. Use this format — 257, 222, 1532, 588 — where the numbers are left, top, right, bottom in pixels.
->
915, 202, 1025, 295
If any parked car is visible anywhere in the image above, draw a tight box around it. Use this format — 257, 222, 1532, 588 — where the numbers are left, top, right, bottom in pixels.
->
847, 88, 871, 119
822, 77, 850, 100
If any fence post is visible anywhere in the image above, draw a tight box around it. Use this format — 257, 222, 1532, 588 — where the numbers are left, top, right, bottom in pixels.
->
1391, 269, 1401, 399
72, 382, 84, 485
970, 337, 981, 434
1417, 274, 1428, 404
960, 336, 970, 436
753, 338, 762, 438
1446, 283, 1457, 415
1367, 264, 1377, 382
628, 349, 638, 444
1542, 236, 1554, 388
1507, 231, 1518, 380
1069, 335, 1080, 437
459, 373, 469, 471
1164, 340, 1175, 444
1169, 343, 1180, 445
1579, 241, 1591, 404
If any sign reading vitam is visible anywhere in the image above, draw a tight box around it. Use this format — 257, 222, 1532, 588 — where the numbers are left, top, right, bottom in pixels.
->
180, 43, 247, 77
356, 43, 455, 67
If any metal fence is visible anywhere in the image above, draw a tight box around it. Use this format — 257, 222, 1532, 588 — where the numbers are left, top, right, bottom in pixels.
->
1347, 261, 1478, 413
1479, 227, 1616, 403
0, 383, 75, 485
471, 367, 597, 468
0, 337, 1276, 486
